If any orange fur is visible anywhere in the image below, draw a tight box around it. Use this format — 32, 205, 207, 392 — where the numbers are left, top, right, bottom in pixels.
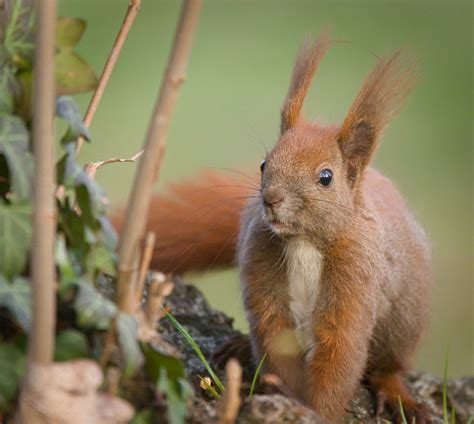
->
113, 33, 431, 423
111, 171, 253, 274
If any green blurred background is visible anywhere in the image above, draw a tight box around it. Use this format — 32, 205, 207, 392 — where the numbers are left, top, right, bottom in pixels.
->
58, 0, 472, 377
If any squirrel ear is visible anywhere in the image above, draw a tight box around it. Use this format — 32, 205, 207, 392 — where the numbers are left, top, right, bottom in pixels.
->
337, 50, 416, 185
281, 31, 331, 134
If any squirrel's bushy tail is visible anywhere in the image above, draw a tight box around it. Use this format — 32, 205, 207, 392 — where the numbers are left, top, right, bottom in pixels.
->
112, 171, 256, 274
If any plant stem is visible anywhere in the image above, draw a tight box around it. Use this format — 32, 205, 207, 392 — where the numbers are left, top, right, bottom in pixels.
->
28, 0, 57, 365
217, 359, 243, 424
76, 0, 142, 155
115, 0, 202, 312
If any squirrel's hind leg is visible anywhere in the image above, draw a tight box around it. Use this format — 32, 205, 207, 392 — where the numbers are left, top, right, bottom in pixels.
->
367, 370, 432, 424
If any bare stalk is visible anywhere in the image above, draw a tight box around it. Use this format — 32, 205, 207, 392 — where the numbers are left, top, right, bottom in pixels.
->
28, 0, 57, 365
144, 272, 173, 327
76, 0, 142, 155
115, 0, 202, 311
134, 231, 156, 308
216, 359, 243, 424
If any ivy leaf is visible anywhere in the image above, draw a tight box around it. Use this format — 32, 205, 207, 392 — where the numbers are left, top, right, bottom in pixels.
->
74, 280, 117, 329
0, 201, 31, 278
56, 17, 86, 47
0, 342, 26, 412
0, 65, 16, 115
55, 329, 88, 361
55, 235, 77, 288
0, 115, 33, 200
55, 49, 98, 95
57, 143, 108, 217
117, 313, 144, 379
2, 0, 35, 70
87, 243, 116, 277
0, 275, 31, 331
130, 409, 154, 424
142, 344, 192, 424
56, 96, 91, 143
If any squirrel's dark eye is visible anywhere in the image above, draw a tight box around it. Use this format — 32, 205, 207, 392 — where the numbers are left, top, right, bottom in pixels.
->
260, 160, 266, 173
318, 168, 333, 187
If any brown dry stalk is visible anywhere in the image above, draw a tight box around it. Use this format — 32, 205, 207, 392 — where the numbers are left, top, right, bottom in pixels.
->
134, 231, 156, 308
216, 359, 243, 424
144, 273, 173, 327
76, 0, 142, 155
115, 0, 202, 311
27, 0, 57, 366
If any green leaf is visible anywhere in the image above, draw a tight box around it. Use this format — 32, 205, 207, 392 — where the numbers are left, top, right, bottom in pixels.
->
55, 329, 88, 361
116, 313, 144, 379
0, 275, 31, 331
0, 201, 32, 278
142, 343, 192, 424
74, 280, 117, 329
159, 370, 192, 424
56, 96, 91, 142
86, 243, 116, 277
0, 65, 16, 115
56, 17, 86, 47
130, 409, 153, 424
0, 115, 33, 200
55, 49, 98, 95
55, 235, 76, 286
57, 144, 108, 218
2, 0, 35, 70
0, 342, 26, 412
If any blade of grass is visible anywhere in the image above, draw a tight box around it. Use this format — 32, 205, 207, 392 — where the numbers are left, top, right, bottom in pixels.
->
398, 395, 409, 424
164, 311, 224, 392
249, 353, 266, 397
443, 350, 449, 423
450, 406, 455, 424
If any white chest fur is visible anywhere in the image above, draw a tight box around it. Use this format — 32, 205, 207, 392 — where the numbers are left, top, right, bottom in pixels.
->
285, 239, 323, 358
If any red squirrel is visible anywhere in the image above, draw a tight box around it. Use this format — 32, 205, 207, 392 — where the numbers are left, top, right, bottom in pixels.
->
114, 32, 432, 423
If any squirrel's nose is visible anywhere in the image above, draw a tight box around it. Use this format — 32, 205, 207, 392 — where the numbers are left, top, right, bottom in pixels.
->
263, 190, 284, 209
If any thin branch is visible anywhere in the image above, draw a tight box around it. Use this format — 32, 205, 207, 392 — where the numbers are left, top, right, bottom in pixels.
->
28, 0, 57, 366
84, 149, 143, 179
76, 0, 142, 155
134, 231, 156, 308
216, 359, 243, 424
115, 0, 202, 311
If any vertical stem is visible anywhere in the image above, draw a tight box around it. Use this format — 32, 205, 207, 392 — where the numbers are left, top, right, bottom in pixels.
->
28, 0, 57, 364
116, 0, 202, 311
76, 0, 142, 155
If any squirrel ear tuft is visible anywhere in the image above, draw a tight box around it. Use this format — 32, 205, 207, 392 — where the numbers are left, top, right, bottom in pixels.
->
337, 50, 416, 185
280, 31, 331, 134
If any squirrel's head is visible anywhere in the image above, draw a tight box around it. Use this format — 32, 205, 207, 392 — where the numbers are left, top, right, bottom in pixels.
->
259, 32, 415, 241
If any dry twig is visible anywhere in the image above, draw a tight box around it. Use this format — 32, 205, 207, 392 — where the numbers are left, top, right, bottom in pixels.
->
84, 149, 143, 179
216, 359, 243, 424
115, 0, 202, 311
76, 0, 142, 155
